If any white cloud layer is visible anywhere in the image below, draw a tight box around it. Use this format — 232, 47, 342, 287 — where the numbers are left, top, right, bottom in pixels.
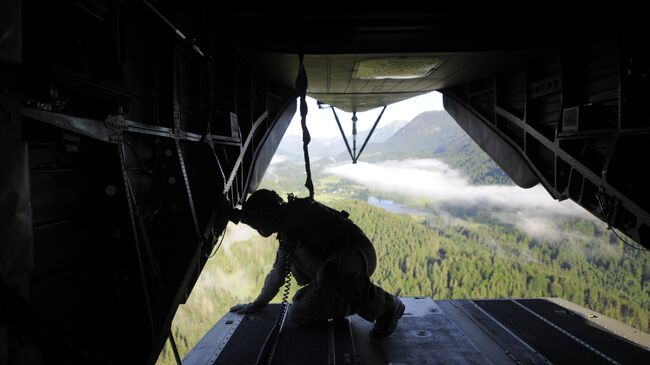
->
325, 159, 597, 240
326, 159, 583, 213
270, 154, 289, 165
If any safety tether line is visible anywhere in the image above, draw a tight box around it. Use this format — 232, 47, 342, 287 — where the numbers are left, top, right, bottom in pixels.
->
295, 51, 314, 199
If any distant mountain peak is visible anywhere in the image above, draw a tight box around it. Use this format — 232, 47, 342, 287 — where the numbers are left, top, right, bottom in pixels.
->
386, 110, 459, 145
278, 118, 412, 159
360, 110, 512, 185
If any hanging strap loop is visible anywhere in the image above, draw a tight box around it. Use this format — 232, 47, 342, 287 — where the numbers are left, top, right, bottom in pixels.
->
295, 51, 314, 198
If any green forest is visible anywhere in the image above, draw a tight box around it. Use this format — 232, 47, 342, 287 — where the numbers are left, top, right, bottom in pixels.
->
157, 195, 650, 364
156, 111, 650, 364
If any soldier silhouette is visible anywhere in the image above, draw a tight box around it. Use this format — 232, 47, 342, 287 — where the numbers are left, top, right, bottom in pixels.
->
222, 189, 404, 339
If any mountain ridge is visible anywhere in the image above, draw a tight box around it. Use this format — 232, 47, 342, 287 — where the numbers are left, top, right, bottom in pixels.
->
278, 119, 409, 160
347, 110, 513, 185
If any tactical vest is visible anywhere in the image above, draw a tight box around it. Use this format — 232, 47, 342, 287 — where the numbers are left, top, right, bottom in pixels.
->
280, 196, 369, 283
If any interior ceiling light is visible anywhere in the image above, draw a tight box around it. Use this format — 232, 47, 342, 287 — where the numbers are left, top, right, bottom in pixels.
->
352, 56, 443, 80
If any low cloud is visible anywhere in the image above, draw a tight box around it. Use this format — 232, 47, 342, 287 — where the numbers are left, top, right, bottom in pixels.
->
223, 224, 259, 247
270, 154, 289, 165
325, 159, 597, 240
326, 160, 583, 213
516, 214, 561, 240
492, 211, 563, 241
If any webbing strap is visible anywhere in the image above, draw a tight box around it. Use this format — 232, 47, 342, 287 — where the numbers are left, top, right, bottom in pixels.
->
295, 52, 314, 199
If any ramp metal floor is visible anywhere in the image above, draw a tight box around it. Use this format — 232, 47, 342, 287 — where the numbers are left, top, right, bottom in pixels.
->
183, 297, 650, 365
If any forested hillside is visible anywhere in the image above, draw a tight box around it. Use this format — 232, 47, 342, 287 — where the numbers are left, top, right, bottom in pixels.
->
356, 110, 511, 184
329, 199, 650, 331
158, 197, 650, 365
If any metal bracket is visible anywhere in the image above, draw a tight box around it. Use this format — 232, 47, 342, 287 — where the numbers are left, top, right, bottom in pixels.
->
171, 127, 183, 140
105, 114, 127, 144
331, 105, 386, 164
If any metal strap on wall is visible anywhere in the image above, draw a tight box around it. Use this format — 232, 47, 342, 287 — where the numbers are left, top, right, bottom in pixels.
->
117, 143, 156, 341
175, 139, 201, 239
488, 103, 650, 239
140, 0, 205, 57
221, 111, 268, 195
21, 108, 240, 145
209, 144, 227, 186
171, 44, 202, 239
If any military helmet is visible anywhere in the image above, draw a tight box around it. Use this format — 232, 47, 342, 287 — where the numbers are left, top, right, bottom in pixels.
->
243, 189, 284, 212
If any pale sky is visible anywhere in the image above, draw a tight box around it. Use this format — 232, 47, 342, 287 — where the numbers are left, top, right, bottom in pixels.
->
286, 91, 443, 138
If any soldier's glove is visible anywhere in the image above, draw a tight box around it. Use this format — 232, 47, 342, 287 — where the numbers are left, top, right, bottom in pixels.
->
229, 301, 265, 314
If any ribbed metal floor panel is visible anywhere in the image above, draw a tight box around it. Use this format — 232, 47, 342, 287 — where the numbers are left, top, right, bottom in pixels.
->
517, 299, 650, 364
474, 299, 649, 365
270, 307, 329, 365
184, 297, 650, 365
210, 305, 280, 365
